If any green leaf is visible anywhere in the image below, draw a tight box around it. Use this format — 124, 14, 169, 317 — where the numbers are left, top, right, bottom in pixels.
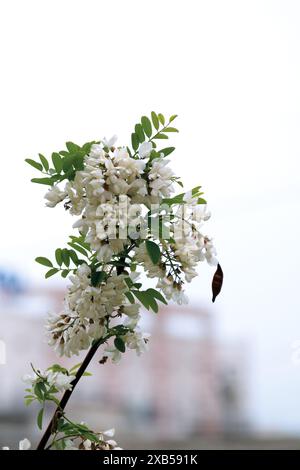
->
153, 133, 168, 139
72, 153, 84, 171
47, 364, 68, 373
34, 382, 44, 401
151, 111, 159, 130
125, 291, 135, 304
62, 249, 70, 267
69, 236, 91, 251
158, 113, 165, 125
141, 116, 152, 138
162, 185, 203, 206
132, 289, 158, 313
114, 337, 126, 353
55, 248, 63, 266
80, 431, 99, 443
91, 270, 106, 287
68, 249, 79, 265
135, 124, 145, 143
35, 257, 53, 268
37, 408, 44, 430
145, 294, 158, 313
31, 177, 53, 186
25, 397, 34, 406
61, 269, 69, 278
39, 154, 49, 171
62, 155, 74, 173
52, 152, 63, 173
169, 114, 178, 122
68, 242, 88, 258
197, 197, 207, 204
124, 277, 133, 288
146, 288, 168, 305
45, 268, 59, 279
163, 127, 178, 133
159, 147, 175, 157
131, 133, 139, 151
145, 240, 161, 264
131, 290, 150, 310
25, 159, 43, 171
69, 362, 82, 373
66, 141, 80, 153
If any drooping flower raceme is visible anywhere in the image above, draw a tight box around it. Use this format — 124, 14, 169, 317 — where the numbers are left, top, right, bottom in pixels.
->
17, 112, 222, 451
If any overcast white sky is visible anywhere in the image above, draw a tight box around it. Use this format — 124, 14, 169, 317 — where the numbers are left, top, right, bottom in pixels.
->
0, 0, 300, 434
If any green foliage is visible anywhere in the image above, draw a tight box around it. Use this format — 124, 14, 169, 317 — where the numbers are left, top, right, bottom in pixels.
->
51, 152, 63, 173
91, 270, 106, 287
25, 159, 43, 171
141, 116, 152, 138
55, 248, 63, 266
45, 268, 59, 279
131, 133, 139, 151
36, 235, 92, 281
158, 113, 165, 125
114, 337, 126, 353
55, 419, 99, 443
159, 147, 175, 157
37, 408, 44, 430
145, 240, 161, 264
146, 288, 168, 305
131, 288, 167, 313
47, 364, 68, 374
25, 140, 97, 186
124, 291, 135, 303
162, 185, 206, 206
68, 242, 89, 258
130, 112, 178, 154
31, 177, 54, 186
35, 257, 53, 267
151, 111, 159, 130
135, 124, 145, 143
39, 154, 49, 171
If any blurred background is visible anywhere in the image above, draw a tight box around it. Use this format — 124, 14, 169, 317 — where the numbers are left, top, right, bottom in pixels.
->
1, 0, 300, 449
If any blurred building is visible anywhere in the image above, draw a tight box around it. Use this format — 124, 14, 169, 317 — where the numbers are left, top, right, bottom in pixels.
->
0, 271, 249, 447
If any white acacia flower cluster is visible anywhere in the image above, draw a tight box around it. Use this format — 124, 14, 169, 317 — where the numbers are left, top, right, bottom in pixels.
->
45, 140, 175, 263
134, 196, 217, 305
46, 264, 148, 358
2, 431, 122, 451
23, 368, 75, 392
62, 428, 122, 451
44, 137, 217, 357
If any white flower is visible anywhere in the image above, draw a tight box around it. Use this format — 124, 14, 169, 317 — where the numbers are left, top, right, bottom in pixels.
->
2, 438, 31, 450
138, 141, 153, 158
64, 439, 79, 450
123, 304, 140, 318
104, 346, 122, 364
44, 185, 67, 208
46, 371, 75, 392
103, 135, 117, 148
125, 329, 150, 356
148, 157, 175, 200
103, 428, 115, 438
23, 368, 75, 392
19, 438, 31, 450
